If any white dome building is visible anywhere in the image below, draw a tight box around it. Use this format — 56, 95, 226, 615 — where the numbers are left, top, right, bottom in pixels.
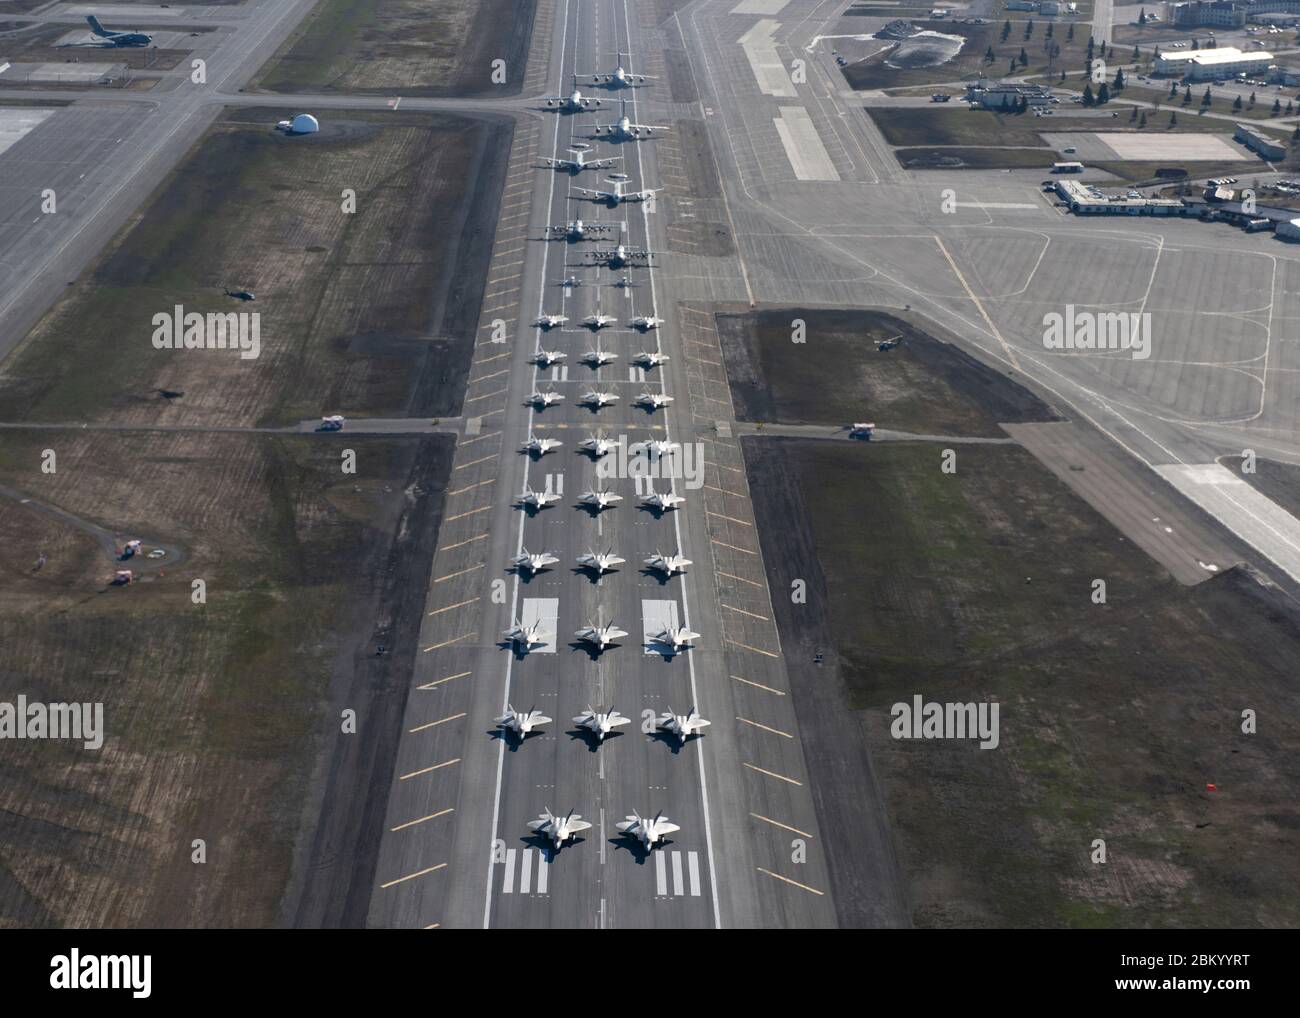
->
287, 113, 319, 135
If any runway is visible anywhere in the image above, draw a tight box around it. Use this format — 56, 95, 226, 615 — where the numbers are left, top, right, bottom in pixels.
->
365, 0, 841, 929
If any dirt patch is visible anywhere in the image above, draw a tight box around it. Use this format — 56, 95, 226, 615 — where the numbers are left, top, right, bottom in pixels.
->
671, 119, 721, 200
715, 307, 1058, 436
666, 219, 735, 258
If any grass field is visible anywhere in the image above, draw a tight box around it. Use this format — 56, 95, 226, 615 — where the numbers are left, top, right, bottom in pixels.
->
255, 0, 537, 96
715, 308, 1057, 437
0, 428, 452, 927
749, 436, 1300, 927
0, 108, 510, 427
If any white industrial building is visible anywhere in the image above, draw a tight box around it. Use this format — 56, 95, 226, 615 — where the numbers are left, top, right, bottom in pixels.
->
1235, 122, 1286, 159
1055, 180, 1187, 215
1155, 46, 1272, 79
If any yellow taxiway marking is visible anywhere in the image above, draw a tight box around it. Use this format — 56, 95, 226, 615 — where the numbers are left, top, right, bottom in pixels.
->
470, 368, 511, 384
726, 638, 779, 658
422, 632, 475, 651
409, 713, 467, 734
476, 351, 511, 364
756, 867, 824, 896
399, 759, 461, 781
424, 923, 441, 929
721, 603, 768, 621
445, 505, 491, 522
447, 479, 495, 497
428, 597, 479, 616
466, 387, 508, 403
707, 510, 752, 527
744, 762, 801, 786
455, 454, 499, 470
718, 570, 764, 589
711, 539, 756, 556
391, 808, 455, 832
433, 563, 484, 583
380, 863, 447, 889
418, 671, 470, 691
935, 236, 1021, 371
705, 484, 748, 498
441, 532, 488, 551
751, 813, 812, 838
732, 674, 785, 695
737, 716, 793, 738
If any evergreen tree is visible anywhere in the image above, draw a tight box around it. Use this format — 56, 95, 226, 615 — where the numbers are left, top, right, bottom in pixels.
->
1287, 100, 1294, 114
1060, 69, 1067, 83
1025, 19, 1034, 40
1201, 86, 1211, 107
1098, 82, 1110, 104
1184, 84, 1192, 102
1139, 8, 1147, 25
1191, 38, 1199, 50
1067, 23, 1075, 41
1250, 90, 1257, 106
1010, 59, 1017, 75
1001, 19, 1011, 41
1132, 45, 1140, 61
1130, 104, 1138, 121
1139, 111, 1148, 127
1019, 46, 1028, 66
1234, 94, 1244, 110
986, 44, 995, 63
1275, 98, 1283, 114
1114, 67, 1126, 90
1046, 23, 1054, 39
1082, 82, 1095, 106
1170, 110, 1178, 125
1169, 81, 1178, 98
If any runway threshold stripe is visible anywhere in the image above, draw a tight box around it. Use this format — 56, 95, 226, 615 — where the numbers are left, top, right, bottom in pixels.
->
399, 758, 461, 781
732, 675, 785, 695
380, 863, 447, 889
721, 603, 768, 621
391, 808, 455, 832
736, 716, 793, 738
744, 762, 802, 786
417, 671, 470, 690
756, 867, 825, 896
409, 712, 467, 733
750, 812, 813, 838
